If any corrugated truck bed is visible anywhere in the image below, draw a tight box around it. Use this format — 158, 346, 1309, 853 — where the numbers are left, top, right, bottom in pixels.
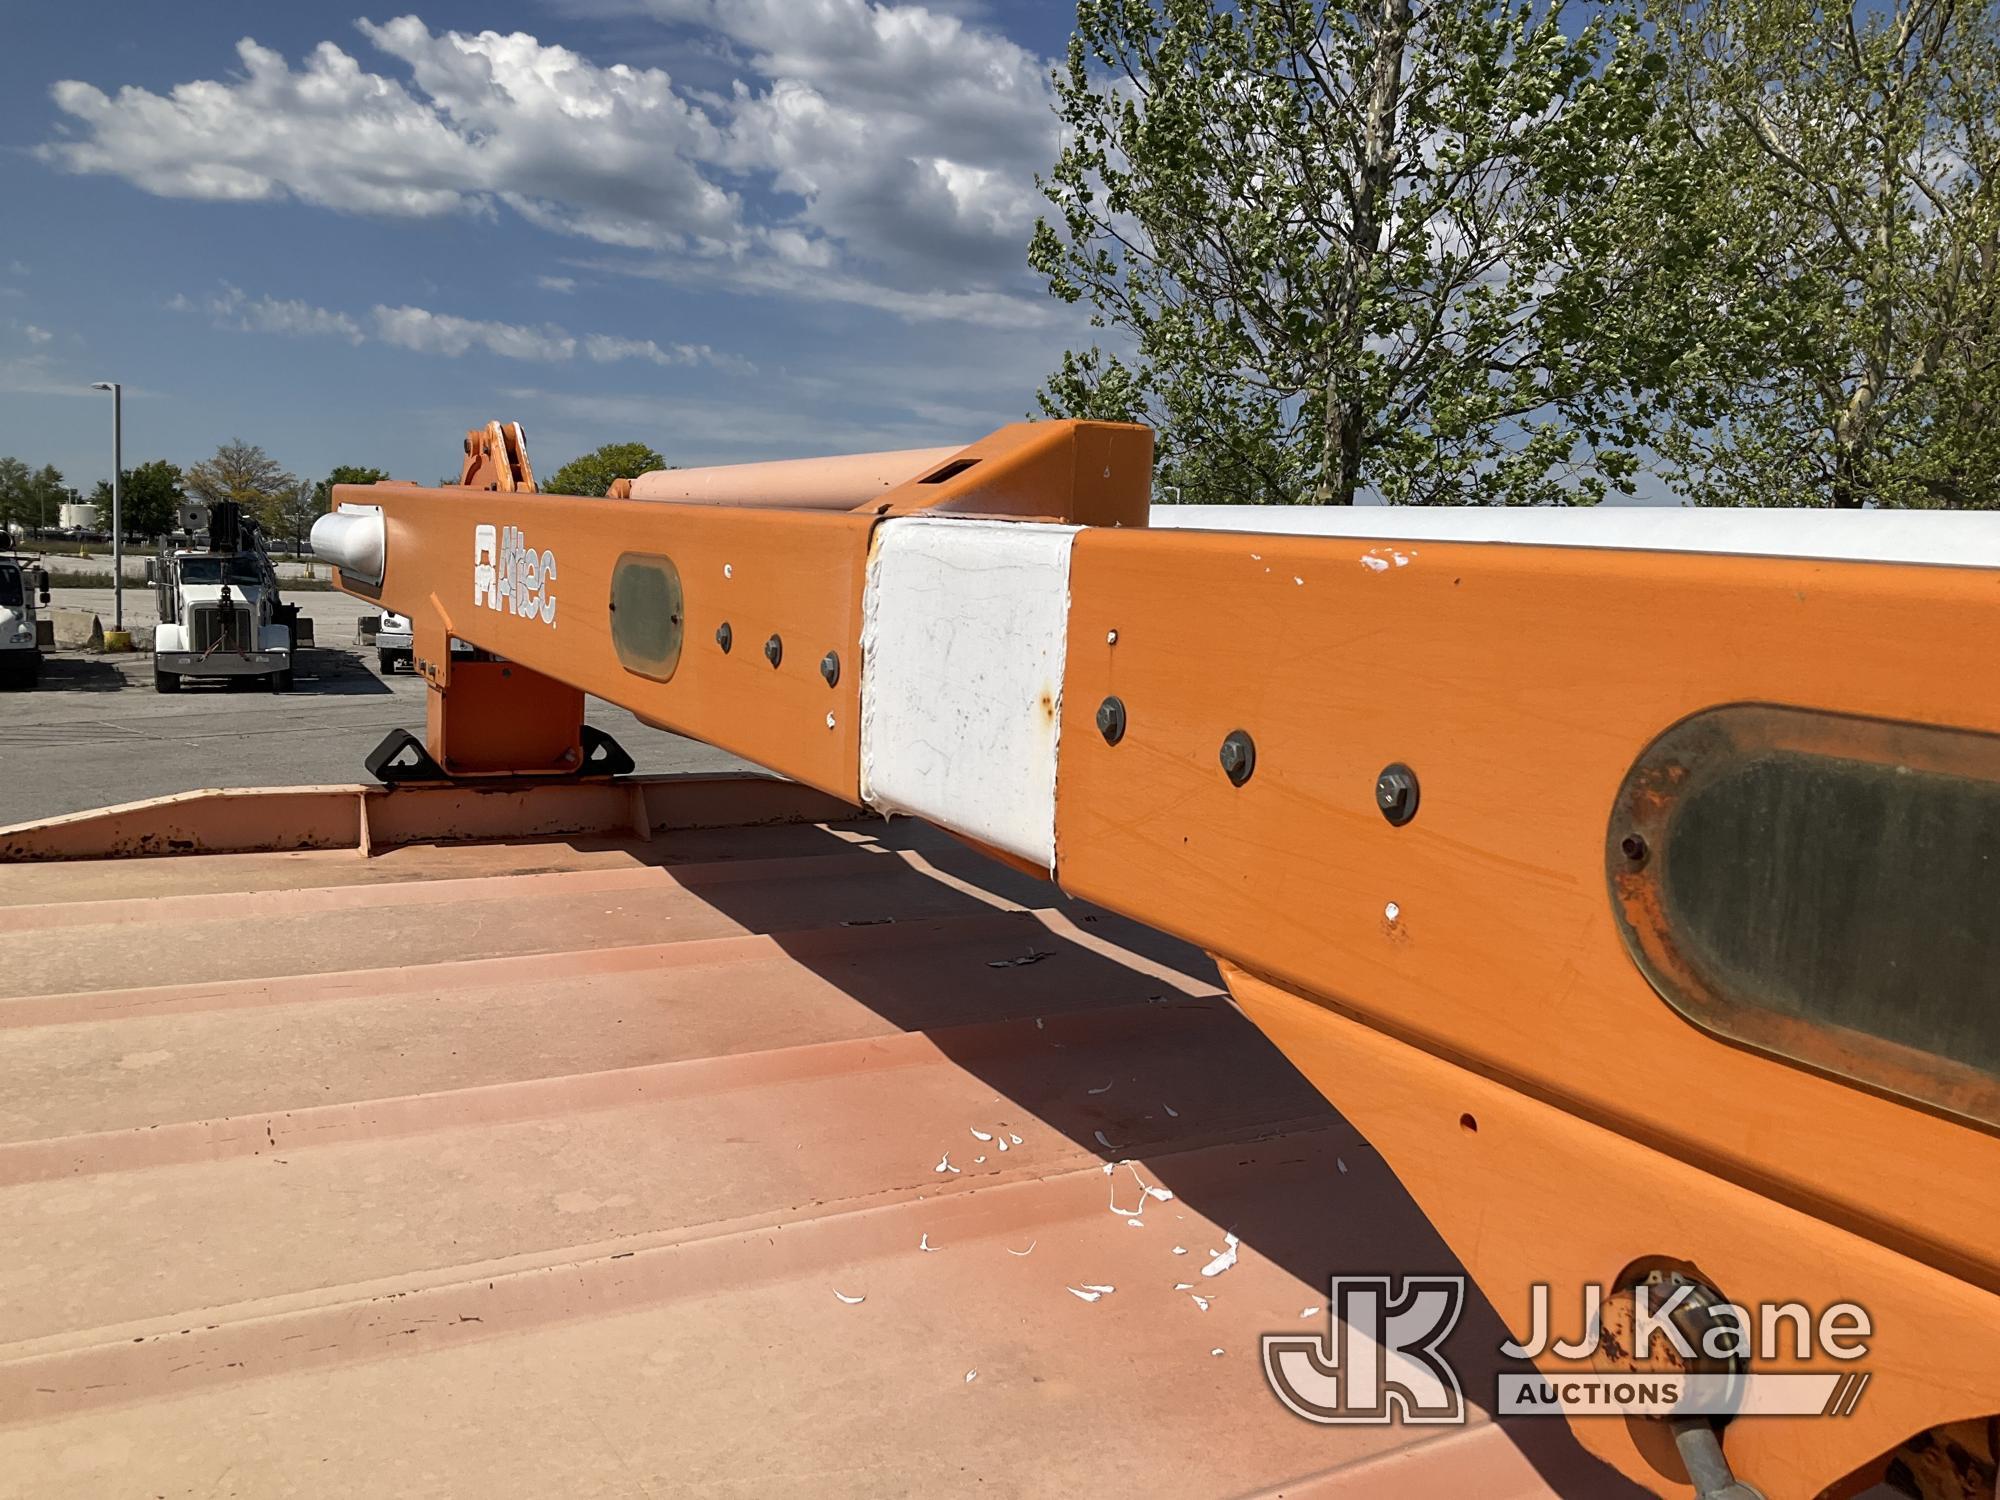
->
0, 778, 1629, 1498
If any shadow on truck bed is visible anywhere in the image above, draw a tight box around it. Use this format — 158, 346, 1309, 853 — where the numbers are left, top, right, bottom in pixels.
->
673, 816, 1644, 1499
0, 798, 1640, 1497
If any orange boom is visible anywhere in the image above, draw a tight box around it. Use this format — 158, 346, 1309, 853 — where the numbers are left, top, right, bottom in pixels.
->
6, 417, 1996, 1498
301, 419, 2000, 1497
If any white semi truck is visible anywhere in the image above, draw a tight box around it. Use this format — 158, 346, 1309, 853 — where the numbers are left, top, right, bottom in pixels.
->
0, 555, 50, 689
151, 502, 295, 693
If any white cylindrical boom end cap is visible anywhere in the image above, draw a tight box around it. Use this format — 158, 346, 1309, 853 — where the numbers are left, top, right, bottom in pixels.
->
311, 505, 386, 585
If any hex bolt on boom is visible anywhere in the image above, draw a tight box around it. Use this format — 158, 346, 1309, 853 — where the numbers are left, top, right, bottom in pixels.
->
1220, 729, 1256, 785
715, 621, 733, 653
764, 633, 783, 668
820, 650, 841, 687
1096, 696, 1127, 745
1375, 763, 1420, 825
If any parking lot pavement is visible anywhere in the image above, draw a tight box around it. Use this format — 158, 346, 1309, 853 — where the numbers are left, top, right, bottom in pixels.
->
0, 641, 759, 825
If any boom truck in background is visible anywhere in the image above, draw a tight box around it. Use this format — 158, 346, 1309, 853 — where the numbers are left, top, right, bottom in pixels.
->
1, 416, 1997, 1500
150, 500, 299, 693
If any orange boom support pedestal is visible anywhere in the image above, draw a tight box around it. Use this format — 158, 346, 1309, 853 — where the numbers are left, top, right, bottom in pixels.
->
302, 418, 2000, 1500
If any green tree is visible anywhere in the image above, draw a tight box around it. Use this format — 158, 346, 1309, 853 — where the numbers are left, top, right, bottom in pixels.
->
1650, 0, 2000, 507
310, 465, 390, 512
0, 457, 40, 536
10, 463, 69, 535
184, 439, 297, 535
545, 442, 665, 498
3, 460, 67, 535
1032, 0, 1689, 505
90, 460, 184, 540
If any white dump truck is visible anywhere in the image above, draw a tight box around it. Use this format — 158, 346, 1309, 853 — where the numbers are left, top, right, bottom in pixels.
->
0, 554, 50, 689
151, 502, 295, 693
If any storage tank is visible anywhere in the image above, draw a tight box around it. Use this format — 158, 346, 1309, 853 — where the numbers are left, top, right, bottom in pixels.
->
58, 501, 101, 531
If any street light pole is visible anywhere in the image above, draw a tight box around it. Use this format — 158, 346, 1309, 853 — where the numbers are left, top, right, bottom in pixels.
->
90, 381, 122, 631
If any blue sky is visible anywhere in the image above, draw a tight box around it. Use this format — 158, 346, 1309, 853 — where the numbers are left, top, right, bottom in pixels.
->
0, 1, 1086, 493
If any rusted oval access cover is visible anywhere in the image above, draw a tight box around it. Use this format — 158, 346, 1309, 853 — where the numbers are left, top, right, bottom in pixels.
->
1608, 702, 2000, 1128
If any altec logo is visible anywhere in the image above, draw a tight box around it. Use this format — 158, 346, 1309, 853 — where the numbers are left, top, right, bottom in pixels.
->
473, 523, 558, 626
1262, 1277, 1873, 1424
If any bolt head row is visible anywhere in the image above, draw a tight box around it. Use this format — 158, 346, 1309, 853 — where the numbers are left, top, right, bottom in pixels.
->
1099, 704, 1418, 818
714, 621, 838, 690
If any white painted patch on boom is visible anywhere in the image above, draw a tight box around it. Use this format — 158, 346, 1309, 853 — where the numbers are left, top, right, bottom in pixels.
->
1150, 504, 2000, 570
860, 518, 1077, 871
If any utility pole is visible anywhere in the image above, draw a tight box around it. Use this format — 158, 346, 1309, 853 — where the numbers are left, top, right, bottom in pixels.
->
90, 381, 123, 630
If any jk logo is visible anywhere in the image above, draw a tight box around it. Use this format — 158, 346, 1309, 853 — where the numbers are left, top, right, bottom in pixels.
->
1262, 1276, 1467, 1425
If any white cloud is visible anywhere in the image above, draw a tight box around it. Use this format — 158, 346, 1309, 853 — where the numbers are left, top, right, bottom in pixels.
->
581, 332, 749, 372
653, 0, 1058, 281
0, 353, 99, 398
171, 282, 751, 372
42, 6, 1059, 323
193, 284, 367, 342
373, 304, 576, 361
44, 28, 734, 246
22, 325, 52, 345
499, 383, 973, 466
536, 275, 578, 294
584, 251, 1058, 331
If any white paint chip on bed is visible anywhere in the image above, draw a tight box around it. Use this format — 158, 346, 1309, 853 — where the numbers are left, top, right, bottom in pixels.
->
1201, 1233, 1240, 1279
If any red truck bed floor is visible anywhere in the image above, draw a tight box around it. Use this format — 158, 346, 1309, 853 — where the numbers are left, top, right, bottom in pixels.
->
0, 791, 1633, 1497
